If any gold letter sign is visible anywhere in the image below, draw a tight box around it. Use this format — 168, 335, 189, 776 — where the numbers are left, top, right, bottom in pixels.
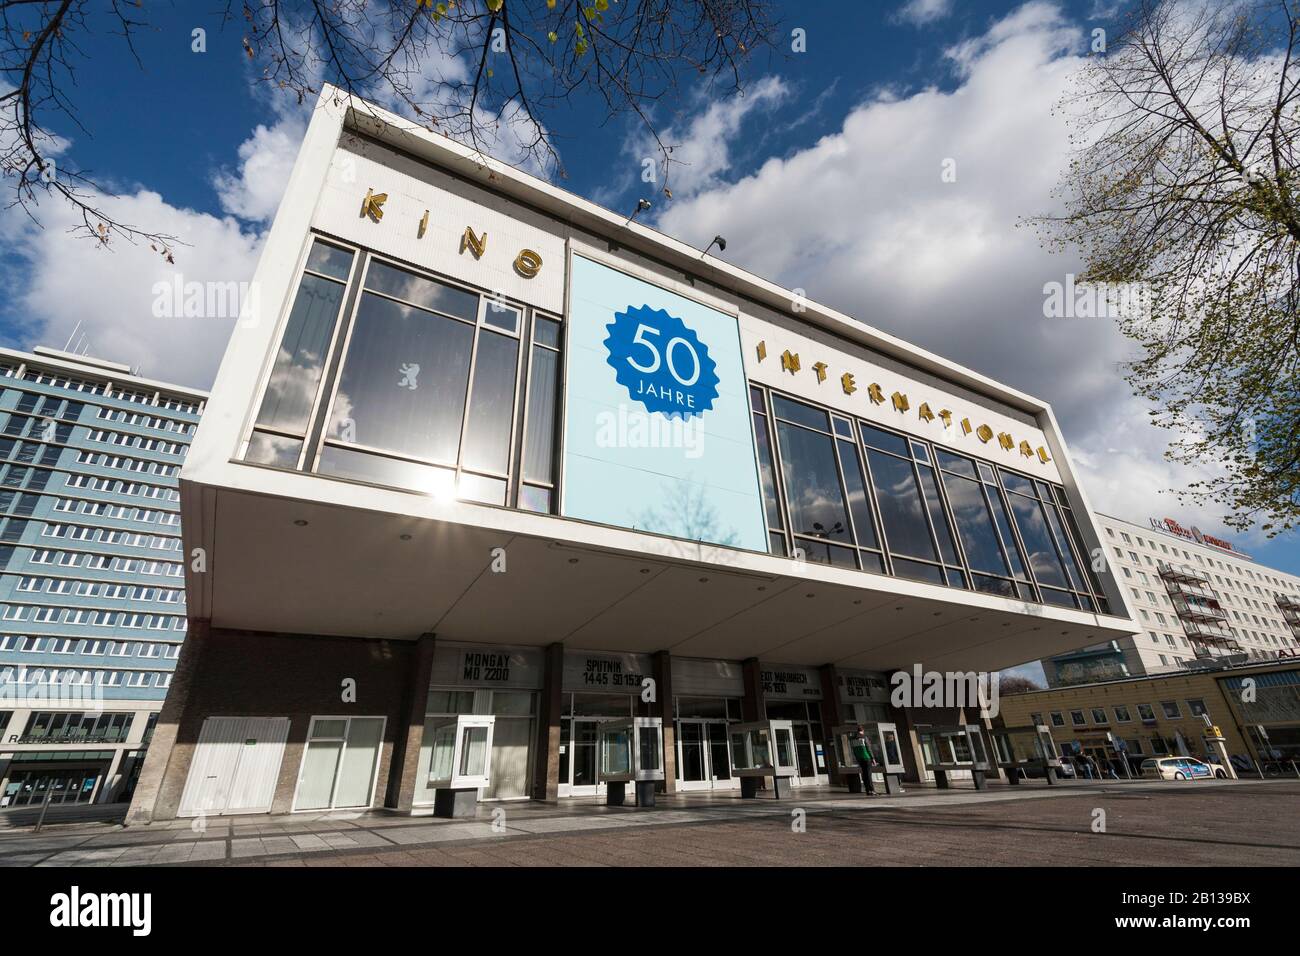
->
460, 226, 488, 260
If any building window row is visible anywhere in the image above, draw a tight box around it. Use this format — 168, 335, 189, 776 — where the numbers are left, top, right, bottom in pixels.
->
27, 547, 183, 578
0, 665, 172, 688
64, 473, 179, 502
41, 521, 181, 552
15, 575, 183, 603
0, 602, 186, 630
85, 428, 187, 456
244, 236, 563, 513
94, 405, 195, 434
0, 634, 182, 657
74, 450, 179, 478
751, 386, 1113, 612
52, 497, 180, 526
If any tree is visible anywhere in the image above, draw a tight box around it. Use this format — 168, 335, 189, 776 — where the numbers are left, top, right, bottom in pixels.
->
0, 0, 777, 253
1033, 0, 1300, 535
997, 674, 1043, 697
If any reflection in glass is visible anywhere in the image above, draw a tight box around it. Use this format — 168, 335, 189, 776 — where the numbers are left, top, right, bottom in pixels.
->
917, 464, 959, 564
866, 449, 937, 562
305, 240, 354, 281
245, 431, 303, 469
777, 422, 851, 542
462, 331, 519, 475
836, 439, 878, 549
522, 346, 558, 485
327, 293, 474, 463
364, 260, 478, 320
1008, 492, 1070, 588
753, 412, 784, 530
942, 471, 1011, 576
256, 274, 346, 434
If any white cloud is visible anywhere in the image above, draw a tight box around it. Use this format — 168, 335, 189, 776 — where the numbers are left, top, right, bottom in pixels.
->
212, 114, 308, 222
896, 0, 956, 26
655, 2, 1260, 546
646, 76, 790, 200
1, 188, 262, 390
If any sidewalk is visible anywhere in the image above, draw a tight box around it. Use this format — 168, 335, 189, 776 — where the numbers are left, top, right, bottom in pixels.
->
2, 776, 1286, 868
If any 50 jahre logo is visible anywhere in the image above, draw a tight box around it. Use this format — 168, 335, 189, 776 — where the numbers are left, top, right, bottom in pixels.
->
604, 304, 720, 420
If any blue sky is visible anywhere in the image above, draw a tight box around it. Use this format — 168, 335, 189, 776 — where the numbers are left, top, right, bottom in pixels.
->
0, 0, 1295, 582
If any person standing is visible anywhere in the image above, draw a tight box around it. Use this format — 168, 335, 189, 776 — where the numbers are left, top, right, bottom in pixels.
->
853, 725, 877, 795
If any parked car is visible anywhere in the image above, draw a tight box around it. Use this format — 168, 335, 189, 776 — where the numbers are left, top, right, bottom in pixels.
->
1140, 756, 1216, 780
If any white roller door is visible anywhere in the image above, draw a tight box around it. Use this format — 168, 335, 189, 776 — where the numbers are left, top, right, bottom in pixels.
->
178, 716, 290, 817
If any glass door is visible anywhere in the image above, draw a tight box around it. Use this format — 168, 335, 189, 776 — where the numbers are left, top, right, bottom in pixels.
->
678, 720, 708, 789
792, 723, 818, 786
565, 718, 603, 797
707, 722, 736, 790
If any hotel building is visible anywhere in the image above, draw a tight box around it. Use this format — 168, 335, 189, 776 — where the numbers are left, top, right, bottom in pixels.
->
0, 347, 204, 807
126, 87, 1141, 822
1044, 514, 1300, 687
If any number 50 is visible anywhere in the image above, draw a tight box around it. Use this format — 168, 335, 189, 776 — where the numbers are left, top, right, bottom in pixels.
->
626, 323, 701, 386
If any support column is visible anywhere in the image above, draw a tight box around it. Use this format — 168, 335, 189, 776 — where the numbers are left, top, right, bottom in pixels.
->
741, 657, 764, 722
96, 748, 127, 804
653, 651, 675, 794
392, 633, 437, 812
125, 618, 209, 825
818, 664, 847, 785
532, 642, 564, 802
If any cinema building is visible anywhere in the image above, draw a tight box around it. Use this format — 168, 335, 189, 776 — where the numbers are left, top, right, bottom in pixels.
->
127, 86, 1140, 822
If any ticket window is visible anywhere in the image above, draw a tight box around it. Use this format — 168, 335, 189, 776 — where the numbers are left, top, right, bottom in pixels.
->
428, 715, 495, 791
415, 689, 536, 804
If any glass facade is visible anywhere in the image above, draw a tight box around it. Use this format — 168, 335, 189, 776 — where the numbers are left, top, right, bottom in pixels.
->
0, 357, 202, 703
752, 385, 1113, 614
246, 236, 563, 512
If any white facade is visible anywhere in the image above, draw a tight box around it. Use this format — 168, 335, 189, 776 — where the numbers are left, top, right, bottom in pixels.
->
176, 85, 1137, 674
1045, 513, 1300, 686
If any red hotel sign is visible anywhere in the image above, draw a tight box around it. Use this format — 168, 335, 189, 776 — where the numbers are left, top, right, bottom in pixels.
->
1149, 517, 1238, 553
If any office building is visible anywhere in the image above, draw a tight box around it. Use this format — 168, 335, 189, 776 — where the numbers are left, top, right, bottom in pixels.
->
0, 347, 204, 807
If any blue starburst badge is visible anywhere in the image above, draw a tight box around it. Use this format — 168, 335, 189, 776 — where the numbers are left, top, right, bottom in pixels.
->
603, 304, 720, 420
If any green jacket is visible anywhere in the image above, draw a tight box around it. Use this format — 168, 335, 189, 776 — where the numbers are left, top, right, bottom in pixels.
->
851, 737, 874, 766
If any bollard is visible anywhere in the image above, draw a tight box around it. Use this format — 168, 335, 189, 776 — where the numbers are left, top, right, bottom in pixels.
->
34, 785, 54, 833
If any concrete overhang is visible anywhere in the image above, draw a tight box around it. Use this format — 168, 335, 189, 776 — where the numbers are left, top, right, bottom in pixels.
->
184, 467, 1139, 673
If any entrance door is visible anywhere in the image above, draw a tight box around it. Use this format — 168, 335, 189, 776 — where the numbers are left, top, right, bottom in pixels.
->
675, 720, 737, 791
566, 718, 603, 797
178, 716, 290, 817
678, 721, 708, 789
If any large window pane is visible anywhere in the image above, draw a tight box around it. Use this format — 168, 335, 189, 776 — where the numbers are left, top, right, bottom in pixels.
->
772, 395, 830, 432
462, 331, 519, 475
753, 413, 784, 530
986, 487, 1030, 580
1042, 501, 1087, 591
1007, 492, 1070, 589
917, 464, 959, 565
942, 471, 1011, 576
327, 293, 474, 463
333, 717, 383, 808
364, 260, 479, 320
866, 449, 938, 562
256, 272, 348, 434
835, 439, 878, 549
776, 422, 851, 543
522, 346, 558, 485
